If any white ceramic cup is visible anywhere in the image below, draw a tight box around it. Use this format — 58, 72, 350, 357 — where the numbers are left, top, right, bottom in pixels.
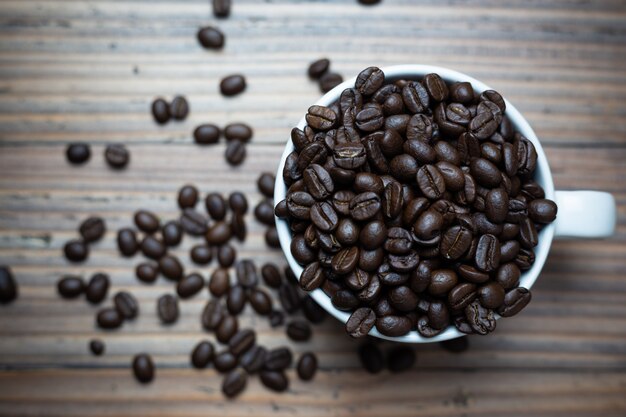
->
274, 65, 617, 343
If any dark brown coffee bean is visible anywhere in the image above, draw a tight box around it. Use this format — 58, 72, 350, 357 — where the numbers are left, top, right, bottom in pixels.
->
423, 73, 449, 102
355, 106, 384, 132
104, 144, 129, 169
226, 284, 247, 315
297, 353, 317, 381
339, 88, 364, 114
350, 192, 381, 221
306, 105, 337, 131
177, 273, 205, 299
240, 345, 267, 374
333, 142, 367, 170
132, 354, 154, 383
376, 315, 412, 337
416, 165, 446, 200
169, 95, 188, 120
310, 202, 339, 232
224, 123, 253, 142
286, 320, 312, 342
287, 191, 315, 220
402, 81, 430, 113
470, 158, 501, 188
478, 282, 505, 309
206, 269, 229, 298
113, 291, 138, 320
218, 244, 237, 267
440, 226, 472, 260
449, 82, 473, 103
448, 282, 477, 311
206, 221, 231, 245
380, 129, 404, 158
0, 267, 17, 304
308, 58, 330, 79
85, 273, 109, 304
389, 285, 419, 312
299, 262, 324, 291
279, 283, 301, 314
500, 239, 520, 263
319, 72, 343, 93
89, 339, 105, 356
197, 26, 224, 49
194, 124, 221, 145
66, 143, 91, 165
435, 161, 465, 192
158, 255, 183, 281
519, 217, 538, 248
384, 227, 412, 255
303, 164, 334, 200
177, 185, 198, 209
332, 246, 359, 275
260, 263, 282, 289
385, 114, 410, 134
201, 299, 225, 330
225, 140, 246, 166
180, 209, 208, 236
495, 262, 521, 290
528, 199, 557, 224
354, 173, 384, 195
480, 90, 506, 112
191, 340, 214, 369
64, 239, 88, 262
79, 217, 105, 243
215, 351, 238, 374
465, 300, 496, 335
157, 294, 179, 324
355, 66, 385, 95
428, 269, 458, 296
485, 188, 509, 224
234, 259, 257, 289
57, 276, 85, 299
96, 307, 123, 329
498, 287, 532, 317
358, 343, 384, 373
256, 173, 275, 198
151, 98, 170, 124
458, 264, 490, 284
475, 234, 501, 272
331, 289, 360, 311
414, 209, 443, 241
260, 371, 289, 392
228, 329, 255, 358
162, 220, 183, 247
220, 74, 246, 96
203, 193, 226, 220
190, 245, 212, 265
264, 347, 293, 371
248, 288, 272, 316
387, 346, 416, 372
345, 307, 376, 338
135, 262, 158, 283
141, 235, 166, 260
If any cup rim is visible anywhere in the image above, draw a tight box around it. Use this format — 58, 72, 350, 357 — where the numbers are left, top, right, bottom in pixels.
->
274, 64, 555, 343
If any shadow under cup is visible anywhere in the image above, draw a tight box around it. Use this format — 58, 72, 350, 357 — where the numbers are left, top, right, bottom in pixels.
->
274, 65, 556, 343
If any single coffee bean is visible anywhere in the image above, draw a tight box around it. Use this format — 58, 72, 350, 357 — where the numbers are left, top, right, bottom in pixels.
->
254, 199, 275, 226
225, 140, 246, 166
216, 315, 239, 344
96, 307, 123, 329
159, 255, 183, 281
224, 123, 253, 142
114, 291, 139, 320
136, 262, 159, 283
227, 285, 246, 315
0, 266, 17, 303
297, 353, 317, 381
465, 300, 496, 335
402, 81, 430, 113
376, 315, 412, 337
306, 105, 337, 131
448, 282, 477, 311
475, 234, 501, 272
254, 174, 275, 200
140, 235, 166, 260
218, 244, 236, 267
428, 269, 458, 296
85, 273, 109, 304
220, 74, 246, 96
264, 347, 293, 371
215, 351, 238, 373
240, 345, 267, 374
57, 276, 85, 299
500, 240, 521, 263
355, 66, 385, 96
228, 192, 248, 215
157, 294, 179, 324
387, 346, 416, 373
260, 263, 282, 288
212, 0, 230, 17
177, 185, 198, 209
498, 287, 532, 317
208, 268, 231, 297
308, 58, 330, 79
64, 239, 88, 262
235, 259, 258, 288
260, 371, 289, 392
229, 329, 255, 357
319, 72, 343, 93
134, 210, 160, 234
179, 209, 207, 237
191, 340, 214, 369
470, 158, 501, 188
265, 226, 280, 248
222, 369, 248, 398
188, 245, 211, 266
423, 73, 449, 102
358, 343, 384, 374
355, 106, 384, 132
132, 354, 155, 383
248, 288, 272, 315
414, 209, 443, 241
161, 221, 182, 247
528, 199, 557, 224
345, 307, 376, 338
151, 98, 170, 124
417, 164, 446, 200
440, 225, 473, 260
194, 123, 221, 145
89, 339, 105, 356
485, 188, 509, 224
299, 262, 325, 291
388, 286, 419, 312
104, 144, 129, 169
197, 26, 224, 49
286, 320, 312, 342
201, 299, 225, 330
478, 282, 505, 309
177, 273, 205, 299
79, 217, 105, 243
117, 228, 138, 256
169, 95, 189, 120
66, 143, 91, 165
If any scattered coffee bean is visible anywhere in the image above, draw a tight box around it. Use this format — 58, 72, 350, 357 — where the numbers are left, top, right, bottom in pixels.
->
257, 172, 276, 198
346, 307, 376, 338
152, 98, 170, 124
66, 143, 91, 165
0, 266, 17, 303
89, 339, 105, 356
79, 217, 106, 243
169, 95, 189, 120
136, 262, 159, 283
217, 315, 239, 344
308, 58, 330, 79
225, 140, 246, 166
248, 288, 272, 315
191, 340, 214, 369
260, 370, 289, 392
85, 273, 109, 304
157, 294, 179, 324
194, 124, 221, 145
176, 273, 205, 299
218, 244, 236, 267
57, 276, 85, 299
178, 185, 199, 209
222, 369, 247, 398
229, 329, 255, 357
64, 239, 88, 262
215, 351, 238, 373
202, 299, 225, 331
132, 353, 155, 383
240, 345, 267, 373
141, 235, 166, 260
220, 74, 246, 96
159, 255, 184, 281
209, 268, 231, 297
286, 320, 312, 342
213, 0, 231, 18
227, 285, 246, 315
104, 144, 129, 169
269, 310, 285, 327
296, 352, 317, 381
224, 123, 253, 142
261, 263, 282, 288
229, 191, 248, 213
117, 228, 138, 257
197, 26, 225, 49
162, 220, 183, 246
97, 307, 123, 329
190, 244, 212, 265
134, 210, 160, 234
264, 347, 293, 371
180, 209, 208, 236
319, 72, 343, 93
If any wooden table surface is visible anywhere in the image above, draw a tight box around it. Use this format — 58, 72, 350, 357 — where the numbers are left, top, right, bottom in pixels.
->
1, 1, 626, 416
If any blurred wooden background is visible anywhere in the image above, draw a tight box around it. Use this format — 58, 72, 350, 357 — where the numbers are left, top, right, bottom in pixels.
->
0, 0, 625, 416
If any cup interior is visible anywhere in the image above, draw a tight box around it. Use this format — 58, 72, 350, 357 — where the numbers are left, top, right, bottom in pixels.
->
274, 65, 556, 343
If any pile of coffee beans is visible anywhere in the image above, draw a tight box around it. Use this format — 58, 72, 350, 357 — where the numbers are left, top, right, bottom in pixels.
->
308, 58, 344, 93
0, 266, 17, 304
151, 96, 189, 125
276, 66, 558, 339
254, 172, 281, 248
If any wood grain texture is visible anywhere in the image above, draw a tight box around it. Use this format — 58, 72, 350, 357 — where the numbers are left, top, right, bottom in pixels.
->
1, 0, 625, 416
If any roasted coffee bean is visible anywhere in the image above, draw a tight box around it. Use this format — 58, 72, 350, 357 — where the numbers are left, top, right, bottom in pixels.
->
261, 263, 282, 288
287, 191, 315, 220
96, 307, 123, 329
177, 185, 198, 209
197, 26, 224, 49
57, 276, 85, 299
291, 235, 317, 264
208, 268, 231, 297
331, 289, 360, 311
194, 124, 221, 145
79, 217, 105, 243
306, 105, 337, 131
215, 351, 238, 373
387, 346, 416, 372
500, 239, 520, 263
260, 371, 289, 392
132, 354, 155, 383
206, 221, 231, 245
355, 106, 384, 132
495, 262, 521, 290
449, 82, 473, 103
376, 315, 412, 337
141, 236, 166, 260
416, 315, 444, 337
528, 199, 557, 224
297, 353, 317, 381
214, 312, 236, 341
85, 273, 109, 304
89, 339, 105, 356
220, 74, 246, 96
332, 247, 359, 275
225, 140, 246, 166
235, 259, 258, 288
300, 262, 325, 291
180, 209, 208, 236
384, 227, 413, 255
224, 123, 253, 142
286, 320, 312, 342
201, 299, 225, 330
417, 165, 446, 200
358, 343, 384, 373
475, 234, 501, 272
190, 244, 212, 265
359, 220, 386, 251
218, 244, 236, 267
414, 210, 443, 241
354, 173, 384, 195
478, 282, 505, 309
264, 347, 293, 371
0, 266, 17, 304
458, 264, 489, 284
350, 192, 381, 221
319, 72, 343, 93
480, 90, 506, 112
136, 262, 158, 283
333, 142, 367, 170
212, 0, 230, 17
151, 98, 170, 124
355, 66, 385, 95
465, 300, 496, 335
265, 226, 281, 248
308, 58, 330, 79
104, 144, 129, 169
117, 228, 139, 256
448, 282, 477, 311
423, 73, 449, 102
157, 294, 179, 324
498, 287, 532, 317
158, 255, 183, 281
162, 220, 183, 247
470, 158, 501, 188
278, 283, 301, 314
485, 188, 509, 224
436, 161, 465, 191
240, 345, 267, 374
389, 286, 418, 312
191, 340, 214, 369
428, 269, 458, 296
519, 217, 538, 248
256, 173, 275, 198
66, 143, 91, 165
64, 239, 88, 262
203, 193, 226, 220
303, 164, 334, 200
389, 154, 417, 182
346, 307, 376, 338
177, 273, 205, 299
248, 288, 272, 315
335, 218, 359, 246
440, 225, 473, 260
227, 285, 246, 315
169, 95, 189, 120
114, 291, 139, 320
228, 329, 255, 358
402, 81, 429, 113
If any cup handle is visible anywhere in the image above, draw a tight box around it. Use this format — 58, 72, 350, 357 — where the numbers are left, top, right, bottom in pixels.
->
553, 191, 616, 238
